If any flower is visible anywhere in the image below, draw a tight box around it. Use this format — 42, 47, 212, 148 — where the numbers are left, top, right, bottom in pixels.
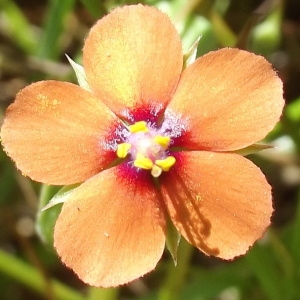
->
0, 4, 284, 287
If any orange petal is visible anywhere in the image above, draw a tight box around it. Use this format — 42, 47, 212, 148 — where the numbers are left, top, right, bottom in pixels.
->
160, 151, 272, 259
83, 5, 183, 119
54, 167, 166, 287
167, 48, 284, 151
1, 81, 120, 185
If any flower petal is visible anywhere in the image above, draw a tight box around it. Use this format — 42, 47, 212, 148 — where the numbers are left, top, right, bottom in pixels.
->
1, 81, 120, 185
54, 167, 166, 287
83, 5, 183, 119
167, 48, 284, 151
160, 151, 272, 259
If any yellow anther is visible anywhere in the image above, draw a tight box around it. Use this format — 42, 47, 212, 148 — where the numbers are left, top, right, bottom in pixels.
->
116, 143, 131, 158
134, 153, 153, 170
129, 121, 149, 133
151, 165, 162, 178
153, 135, 170, 149
155, 156, 176, 172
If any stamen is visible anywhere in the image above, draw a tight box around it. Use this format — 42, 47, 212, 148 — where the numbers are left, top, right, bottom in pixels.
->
116, 143, 131, 158
155, 156, 176, 172
117, 120, 176, 176
129, 121, 149, 133
134, 153, 153, 170
153, 135, 170, 149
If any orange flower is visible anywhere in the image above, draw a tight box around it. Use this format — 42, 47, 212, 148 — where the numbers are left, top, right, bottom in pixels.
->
1, 5, 284, 287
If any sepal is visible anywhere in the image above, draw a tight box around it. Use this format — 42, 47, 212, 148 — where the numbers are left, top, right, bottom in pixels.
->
36, 184, 79, 245
183, 36, 201, 69
165, 216, 181, 266
66, 54, 90, 90
233, 143, 273, 156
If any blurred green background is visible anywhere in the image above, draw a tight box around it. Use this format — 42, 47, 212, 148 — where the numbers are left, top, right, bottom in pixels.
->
0, 0, 300, 299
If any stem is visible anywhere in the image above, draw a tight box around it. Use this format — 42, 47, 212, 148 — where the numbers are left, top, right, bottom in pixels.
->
87, 287, 119, 300
158, 239, 194, 300
0, 249, 84, 300
292, 188, 300, 263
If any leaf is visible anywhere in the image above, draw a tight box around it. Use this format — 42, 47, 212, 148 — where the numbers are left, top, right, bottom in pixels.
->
37, 0, 75, 59
79, 0, 107, 19
246, 243, 285, 300
210, 10, 236, 47
285, 97, 300, 123
0, 0, 37, 54
251, 2, 283, 56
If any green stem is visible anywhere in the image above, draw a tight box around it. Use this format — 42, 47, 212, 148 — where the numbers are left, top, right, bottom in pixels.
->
37, 0, 75, 59
246, 243, 284, 300
0, 249, 84, 300
79, 0, 107, 19
87, 287, 119, 300
158, 239, 194, 300
268, 229, 296, 300
292, 188, 300, 263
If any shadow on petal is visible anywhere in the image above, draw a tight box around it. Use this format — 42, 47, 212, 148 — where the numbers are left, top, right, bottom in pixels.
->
161, 170, 220, 256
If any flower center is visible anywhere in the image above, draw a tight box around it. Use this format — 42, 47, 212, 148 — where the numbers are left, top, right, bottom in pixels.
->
116, 121, 176, 177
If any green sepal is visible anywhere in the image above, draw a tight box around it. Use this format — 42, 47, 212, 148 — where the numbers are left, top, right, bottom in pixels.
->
183, 36, 201, 69
233, 143, 273, 156
66, 54, 90, 90
36, 184, 79, 246
41, 184, 79, 211
165, 216, 181, 266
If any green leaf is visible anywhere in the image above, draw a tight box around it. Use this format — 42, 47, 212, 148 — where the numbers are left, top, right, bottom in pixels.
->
37, 0, 75, 59
210, 10, 236, 47
246, 242, 285, 300
285, 97, 300, 123
251, 3, 283, 56
182, 260, 250, 300
79, 0, 107, 19
0, 249, 85, 300
0, 0, 37, 54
